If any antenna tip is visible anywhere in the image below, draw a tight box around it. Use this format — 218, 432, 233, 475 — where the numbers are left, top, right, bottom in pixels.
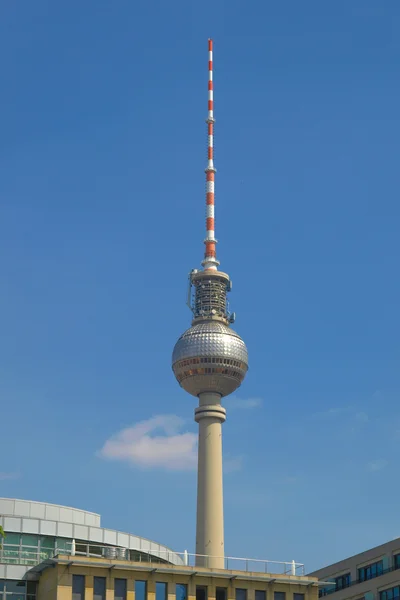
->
208, 39, 213, 50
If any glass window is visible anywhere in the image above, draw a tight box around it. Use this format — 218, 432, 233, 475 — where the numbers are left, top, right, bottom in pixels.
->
135, 581, 147, 600
236, 590, 247, 600
40, 536, 55, 549
216, 589, 227, 600
381, 588, 400, 600
115, 579, 127, 600
176, 584, 188, 600
335, 574, 351, 590
5, 580, 26, 600
114, 578, 126, 600
5, 581, 26, 593
21, 534, 38, 547
294, 595, 304, 600
197, 587, 207, 600
358, 560, 383, 582
55, 538, 71, 553
157, 583, 167, 600
94, 577, 106, 600
72, 575, 85, 600
274, 593, 286, 600
3, 533, 20, 545
394, 555, 400, 570
27, 581, 37, 600
255, 592, 266, 600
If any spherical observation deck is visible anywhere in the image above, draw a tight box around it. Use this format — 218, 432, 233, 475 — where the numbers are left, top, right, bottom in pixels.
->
172, 321, 248, 397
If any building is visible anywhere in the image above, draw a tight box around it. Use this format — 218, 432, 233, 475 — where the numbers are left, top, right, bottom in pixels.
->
0, 497, 321, 600
21, 552, 319, 600
0, 498, 183, 599
309, 538, 400, 600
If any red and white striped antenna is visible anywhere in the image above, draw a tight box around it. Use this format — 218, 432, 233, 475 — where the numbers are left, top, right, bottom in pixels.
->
202, 38, 219, 271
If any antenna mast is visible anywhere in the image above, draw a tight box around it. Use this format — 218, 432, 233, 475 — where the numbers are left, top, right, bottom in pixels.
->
202, 39, 219, 271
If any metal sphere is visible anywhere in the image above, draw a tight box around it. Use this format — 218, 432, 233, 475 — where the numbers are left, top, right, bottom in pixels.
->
172, 321, 248, 398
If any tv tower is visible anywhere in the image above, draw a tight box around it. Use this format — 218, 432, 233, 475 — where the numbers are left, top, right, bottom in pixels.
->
172, 40, 249, 569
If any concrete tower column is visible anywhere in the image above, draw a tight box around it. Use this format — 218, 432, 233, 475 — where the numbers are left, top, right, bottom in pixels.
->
194, 392, 226, 569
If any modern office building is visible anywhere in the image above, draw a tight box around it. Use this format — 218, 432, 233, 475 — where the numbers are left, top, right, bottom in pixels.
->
310, 538, 400, 600
0, 498, 183, 599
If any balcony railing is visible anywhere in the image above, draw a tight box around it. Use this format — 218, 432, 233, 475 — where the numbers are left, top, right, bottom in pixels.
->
319, 565, 400, 597
0, 541, 306, 576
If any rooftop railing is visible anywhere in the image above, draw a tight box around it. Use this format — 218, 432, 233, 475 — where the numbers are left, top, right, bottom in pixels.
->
0, 541, 306, 576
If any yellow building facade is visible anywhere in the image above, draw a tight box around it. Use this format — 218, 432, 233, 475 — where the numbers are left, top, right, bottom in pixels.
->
34, 555, 320, 600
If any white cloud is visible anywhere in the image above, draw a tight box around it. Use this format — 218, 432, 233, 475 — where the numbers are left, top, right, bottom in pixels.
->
225, 397, 263, 410
99, 415, 197, 471
0, 472, 19, 481
367, 459, 388, 472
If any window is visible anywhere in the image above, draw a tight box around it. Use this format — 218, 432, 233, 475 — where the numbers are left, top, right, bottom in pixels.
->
21, 535, 38, 547
335, 574, 351, 590
27, 581, 37, 600
380, 587, 400, 600
4, 533, 20, 545
294, 595, 305, 600
115, 580, 127, 600
236, 590, 247, 600
4, 580, 26, 600
176, 584, 188, 600
394, 555, 400, 570
216, 588, 227, 600
197, 587, 207, 600
358, 561, 383, 582
94, 577, 106, 600
255, 592, 266, 600
157, 583, 168, 600
72, 575, 85, 600
135, 581, 147, 600
274, 593, 286, 600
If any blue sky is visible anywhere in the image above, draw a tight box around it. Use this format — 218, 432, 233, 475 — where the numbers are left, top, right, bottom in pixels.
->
1, 0, 399, 572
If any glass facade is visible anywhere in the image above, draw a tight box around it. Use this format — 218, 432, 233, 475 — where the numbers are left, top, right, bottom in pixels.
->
0, 580, 37, 600
380, 587, 400, 600
176, 584, 188, 600
114, 579, 127, 600
135, 581, 147, 600
156, 582, 167, 600
358, 560, 383, 582
0, 533, 71, 565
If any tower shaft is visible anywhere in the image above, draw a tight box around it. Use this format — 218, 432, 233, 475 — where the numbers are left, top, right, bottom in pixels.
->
195, 392, 226, 568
